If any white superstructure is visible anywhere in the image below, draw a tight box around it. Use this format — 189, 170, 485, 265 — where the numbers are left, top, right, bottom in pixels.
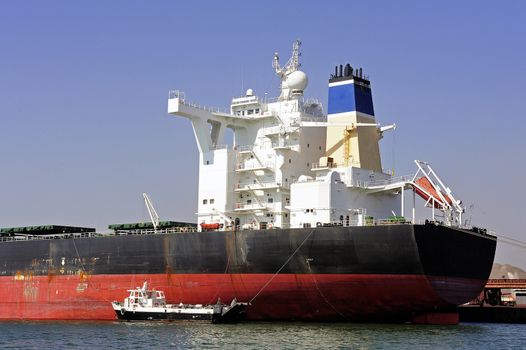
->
168, 41, 464, 231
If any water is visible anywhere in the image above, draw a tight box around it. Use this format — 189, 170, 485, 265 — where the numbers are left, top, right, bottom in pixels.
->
0, 321, 525, 349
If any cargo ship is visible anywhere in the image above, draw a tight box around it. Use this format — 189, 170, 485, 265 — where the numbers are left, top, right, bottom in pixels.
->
0, 41, 496, 322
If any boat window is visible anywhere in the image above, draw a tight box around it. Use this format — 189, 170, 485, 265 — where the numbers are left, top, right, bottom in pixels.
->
247, 199, 252, 205
210, 199, 215, 204
255, 108, 260, 114
247, 109, 253, 115
203, 199, 208, 205
268, 198, 273, 203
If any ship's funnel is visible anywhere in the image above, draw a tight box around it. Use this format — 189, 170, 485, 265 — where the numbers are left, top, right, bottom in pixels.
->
328, 64, 374, 116
325, 63, 381, 172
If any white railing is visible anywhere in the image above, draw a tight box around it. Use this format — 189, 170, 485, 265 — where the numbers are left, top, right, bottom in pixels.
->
210, 144, 228, 150
272, 140, 297, 149
235, 162, 274, 171
231, 96, 260, 105
168, 90, 185, 100
235, 145, 253, 152
353, 174, 415, 188
234, 203, 271, 211
0, 226, 199, 243
234, 182, 289, 191
113, 227, 198, 235
168, 89, 230, 114
0, 232, 101, 242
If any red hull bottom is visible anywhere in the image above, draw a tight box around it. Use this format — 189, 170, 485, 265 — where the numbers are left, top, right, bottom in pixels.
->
0, 274, 485, 321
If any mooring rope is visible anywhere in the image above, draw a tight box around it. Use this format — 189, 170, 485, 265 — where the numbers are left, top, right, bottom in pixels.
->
308, 263, 349, 321
249, 228, 316, 304
71, 237, 111, 302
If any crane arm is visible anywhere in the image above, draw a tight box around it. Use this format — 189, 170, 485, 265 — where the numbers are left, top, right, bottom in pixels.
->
143, 193, 160, 230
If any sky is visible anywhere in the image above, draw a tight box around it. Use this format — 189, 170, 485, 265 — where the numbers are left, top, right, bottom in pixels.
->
0, 1, 525, 268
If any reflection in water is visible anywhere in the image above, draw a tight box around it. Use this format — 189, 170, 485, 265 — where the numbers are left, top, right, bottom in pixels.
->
0, 321, 525, 349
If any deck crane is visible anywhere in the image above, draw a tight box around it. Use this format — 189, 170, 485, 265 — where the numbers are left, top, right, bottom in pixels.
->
142, 193, 160, 231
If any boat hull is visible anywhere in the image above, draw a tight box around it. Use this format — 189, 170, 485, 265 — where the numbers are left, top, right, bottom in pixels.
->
0, 224, 496, 321
112, 306, 213, 322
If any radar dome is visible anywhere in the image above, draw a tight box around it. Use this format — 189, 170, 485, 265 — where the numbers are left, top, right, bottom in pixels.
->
285, 70, 308, 91
246, 88, 254, 96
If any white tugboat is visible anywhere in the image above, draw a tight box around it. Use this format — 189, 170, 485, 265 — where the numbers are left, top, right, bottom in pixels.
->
111, 282, 247, 323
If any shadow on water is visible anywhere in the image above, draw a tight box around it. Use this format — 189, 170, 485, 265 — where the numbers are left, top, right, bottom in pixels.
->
0, 321, 525, 349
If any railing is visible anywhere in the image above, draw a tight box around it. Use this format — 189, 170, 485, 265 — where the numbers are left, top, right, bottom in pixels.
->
311, 162, 338, 170
113, 227, 198, 235
261, 126, 281, 135
0, 227, 198, 243
0, 232, 101, 242
272, 140, 296, 149
168, 89, 230, 114
352, 174, 415, 188
234, 182, 289, 191
235, 145, 253, 152
210, 144, 228, 150
235, 162, 274, 171
234, 203, 270, 211
168, 90, 185, 100
231, 96, 260, 105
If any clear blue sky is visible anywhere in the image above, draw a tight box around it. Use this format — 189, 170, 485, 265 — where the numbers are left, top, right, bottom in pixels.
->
1, 1, 525, 267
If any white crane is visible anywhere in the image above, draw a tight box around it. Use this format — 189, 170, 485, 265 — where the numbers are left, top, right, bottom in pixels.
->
143, 193, 160, 231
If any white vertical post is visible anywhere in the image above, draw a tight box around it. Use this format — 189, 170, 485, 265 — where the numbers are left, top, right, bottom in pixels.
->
401, 185, 405, 216
432, 199, 435, 221
412, 190, 416, 224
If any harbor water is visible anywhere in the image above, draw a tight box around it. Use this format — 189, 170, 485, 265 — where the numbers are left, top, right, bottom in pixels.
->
0, 321, 524, 349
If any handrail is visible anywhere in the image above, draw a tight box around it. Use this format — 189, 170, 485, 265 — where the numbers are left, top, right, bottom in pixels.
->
0, 226, 198, 243
168, 89, 229, 114
234, 182, 289, 191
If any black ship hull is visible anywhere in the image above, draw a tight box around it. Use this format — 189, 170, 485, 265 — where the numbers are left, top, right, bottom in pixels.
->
0, 223, 496, 321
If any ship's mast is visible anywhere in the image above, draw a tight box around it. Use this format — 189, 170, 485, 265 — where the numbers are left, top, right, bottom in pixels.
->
272, 40, 307, 100
272, 39, 301, 78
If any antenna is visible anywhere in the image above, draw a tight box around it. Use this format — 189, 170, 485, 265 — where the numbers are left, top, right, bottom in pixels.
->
273, 39, 302, 78
143, 193, 160, 231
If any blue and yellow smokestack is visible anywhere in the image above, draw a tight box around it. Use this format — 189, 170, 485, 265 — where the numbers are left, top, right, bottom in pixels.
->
325, 63, 382, 172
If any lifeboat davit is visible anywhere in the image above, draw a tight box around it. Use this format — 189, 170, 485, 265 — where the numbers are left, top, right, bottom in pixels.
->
413, 176, 453, 209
